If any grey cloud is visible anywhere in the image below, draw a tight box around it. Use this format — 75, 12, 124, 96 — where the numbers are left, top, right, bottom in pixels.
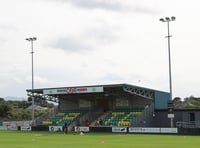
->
56, 0, 122, 10
48, 0, 159, 14
0, 24, 18, 44
85, 26, 118, 44
49, 36, 91, 53
131, 6, 159, 14
49, 24, 118, 53
0, 37, 5, 44
100, 72, 124, 82
0, 24, 17, 31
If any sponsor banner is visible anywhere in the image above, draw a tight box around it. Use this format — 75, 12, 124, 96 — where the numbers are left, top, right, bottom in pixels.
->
0, 126, 17, 130
49, 126, 63, 132
74, 126, 90, 132
141, 128, 160, 133
75, 87, 104, 93
0, 126, 7, 130
129, 127, 143, 133
112, 127, 127, 133
43, 89, 59, 95
129, 127, 160, 133
160, 128, 178, 133
21, 126, 32, 131
129, 127, 178, 134
7, 126, 18, 131
43, 87, 104, 95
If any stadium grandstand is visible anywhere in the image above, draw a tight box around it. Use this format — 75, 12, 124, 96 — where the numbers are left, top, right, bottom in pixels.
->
26, 83, 170, 131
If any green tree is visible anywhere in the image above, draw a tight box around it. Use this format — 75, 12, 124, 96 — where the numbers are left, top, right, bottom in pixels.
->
0, 102, 13, 117
0, 97, 4, 102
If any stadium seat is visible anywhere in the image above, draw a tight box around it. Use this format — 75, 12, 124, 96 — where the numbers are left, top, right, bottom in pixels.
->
101, 108, 143, 126
42, 110, 86, 126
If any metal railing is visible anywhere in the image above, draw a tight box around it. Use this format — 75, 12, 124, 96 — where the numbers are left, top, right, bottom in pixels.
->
131, 103, 154, 127
176, 121, 200, 128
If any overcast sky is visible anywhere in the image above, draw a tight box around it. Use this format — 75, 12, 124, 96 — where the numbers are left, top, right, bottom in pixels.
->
0, 0, 200, 99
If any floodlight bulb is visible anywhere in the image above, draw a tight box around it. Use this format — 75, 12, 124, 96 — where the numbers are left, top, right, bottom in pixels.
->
171, 16, 176, 21
165, 17, 170, 21
160, 18, 165, 22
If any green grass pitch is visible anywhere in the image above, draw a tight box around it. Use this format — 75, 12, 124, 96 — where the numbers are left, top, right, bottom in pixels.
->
0, 131, 199, 148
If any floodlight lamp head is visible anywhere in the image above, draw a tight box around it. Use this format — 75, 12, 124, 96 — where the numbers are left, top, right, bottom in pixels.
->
32, 37, 37, 41
165, 17, 170, 21
160, 18, 165, 22
26, 37, 37, 41
171, 16, 176, 21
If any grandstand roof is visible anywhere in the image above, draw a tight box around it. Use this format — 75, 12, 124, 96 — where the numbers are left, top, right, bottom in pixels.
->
27, 83, 166, 95
26, 84, 169, 109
